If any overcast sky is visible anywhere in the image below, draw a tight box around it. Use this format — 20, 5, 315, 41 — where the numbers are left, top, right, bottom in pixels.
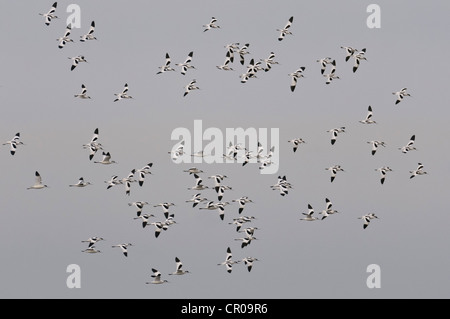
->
0, 0, 449, 299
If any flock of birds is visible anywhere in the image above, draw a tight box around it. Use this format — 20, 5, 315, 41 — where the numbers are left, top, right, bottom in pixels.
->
1, 3, 427, 286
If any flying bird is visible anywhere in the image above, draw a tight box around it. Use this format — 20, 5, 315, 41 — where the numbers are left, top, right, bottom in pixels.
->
39, 2, 58, 26
114, 83, 133, 102
81, 236, 104, 248
146, 268, 169, 284
27, 171, 48, 190
375, 166, 392, 185
80, 21, 97, 42
169, 257, 190, 275
359, 106, 376, 124
398, 135, 417, 153
317, 57, 335, 75
69, 55, 87, 71
327, 127, 346, 145
74, 84, 91, 99
393, 88, 411, 105
157, 53, 176, 74
93, 152, 117, 165
277, 16, 294, 41
112, 243, 133, 257
325, 165, 344, 183
69, 177, 92, 187
176, 51, 196, 75
288, 138, 306, 152
3, 132, 24, 155
288, 67, 305, 92
367, 140, 386, 156
410, 163, 427, 179
203, 17, 220, 32
57, 24, 73, 49
217, 247, 240, 273
183, 79, 200, 97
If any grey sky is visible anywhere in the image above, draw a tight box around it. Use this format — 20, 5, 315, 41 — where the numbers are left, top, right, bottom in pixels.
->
0, 0, 449, 299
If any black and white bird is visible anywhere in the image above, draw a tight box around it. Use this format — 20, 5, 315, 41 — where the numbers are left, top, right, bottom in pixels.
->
27, 171, 48, 190
261, 52, 279, 72
82, 246, 101, 254
153, 202, 175, 219
324, 68, 340, 84
136, 163, 153, 186
74, 84, 91, 99
149, 221, 169, 238
133, 214, 155, 228
169, 257, 190, 275
112, 243, 132, 257
237, 43, 250, 65
241, 257, 259, 272
300, 204, 320, 221
410, 163, 427, 179
398, 135, 417, 154
203, 17, 220, 32
217, 247, 240, 273
277, 16, 294, 41
186, 193, 208, 208
288, 67, 305, 92
341, 46, 357, 62
367, 140, 386, 156
157, 53, 176, 74
146, 268, 169, 284
80, 21, 97, 42
183, 79, 200, 97
176, 51, 196, 75
352, 48, 367, 73
393, 88, 411, 105
57, 24, 73, 49
114, 83, 133, 102
105, 175, 122, 190
316, 57, 336, 75
83, 128, 103, 161
288, 138, 306, 153
128, 201, 150, 217
69, 177, 92, 187
187, 173, 209, 191
69, 55, 87, 71
94, 152, 117, 165
40, 2, 58, 26
81, 236, 104, 248
216, 51, 234, 71
3, 132, 24, 156
325, 165, 345, 183
270, 175, 293, 196
359, 106, 376, 124
375, 166, 393, 185
183, 167, 204, 175
358, 213, 379, 229
232, 197, 253, 214
327, 127, 346, 145
319, 198, 339, 220
170, 140, 185, 161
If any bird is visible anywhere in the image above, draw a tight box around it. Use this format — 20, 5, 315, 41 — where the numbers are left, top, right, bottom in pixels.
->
200, 201, 229, 220
157, 53, 176, 74
324, 68, 340, 84
169, 257, 190, 275
277, 16, 294, 41
122, 169, 137, 196
80, 21, 97, 42
74, 84, 91, 99
217, 247, 240, 273
399, 135, 417, 153
27, 171, 48, 190
3, 132, 24, 155
81, 236, 104, 248
82, 246, 101, 254
183, 167, 204, 175
153, 202, 175, 219
393, 88, 411, 105
358, 213, 379, 229
327, 127, 346, 145
186, 193, 208, 208
300, 204, 320, 221
234, 235, 258, 249
216, 185, 232, 201
112, 243, 132, 257
410, 163, 427, 179
367, 140, 386, 156
133, 214, 155, 228
114, 83, 133, 102
288, 138, 306, 153
352, 48, 367, 73
375, 166, 393, 185
288, 67, 305, 92
183, 79, 200, 97
149, 222, 169, 238
319, 198, 339, 220
203, 17, 220, 32
216, 51, 234, 71
135, 163, 153, 187
270, 175, 293, 196
176, 51, 196, 75
129, 201, 150, 217
341, 46, 357, 62
188, 173, 209, 190
82, 128, 103, 161
229, 216, 256, 232
359, 106, 376, 124
170, 140, 185, 161
94, 152, 117, 165
232, 197, 253, 214
317, 57, 335, 75
57, 24, 73, 49
146, 268, 169, 284
69, 177, 92, 187
39, 2, 58, 26
325, 165, 344, 183
237, 43, 251, 65
69, 55, 87, 71
241, 257, 259, 272
261, 52, 279, 72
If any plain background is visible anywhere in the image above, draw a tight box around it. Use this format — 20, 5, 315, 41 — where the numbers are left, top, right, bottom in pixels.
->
0, 0, 449, 298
